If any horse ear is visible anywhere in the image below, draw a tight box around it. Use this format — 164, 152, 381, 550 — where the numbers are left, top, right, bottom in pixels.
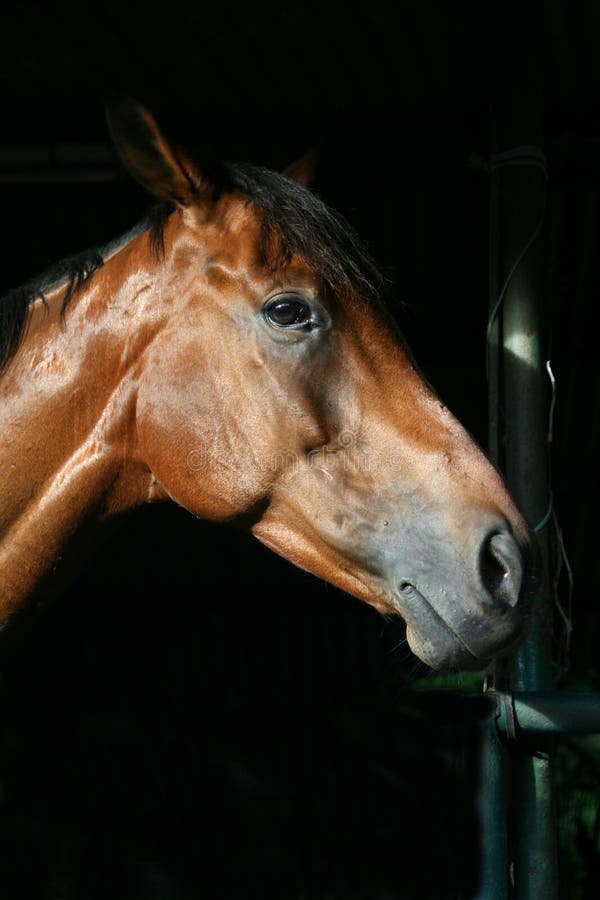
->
105, 98, 208, 206
282, 146, 320, 187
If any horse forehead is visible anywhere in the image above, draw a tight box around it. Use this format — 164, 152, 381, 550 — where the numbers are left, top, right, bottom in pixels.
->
200, 252, 320, 299
185, 199, 320, 289
185, 197, 261, 267
218, 192, 260, 235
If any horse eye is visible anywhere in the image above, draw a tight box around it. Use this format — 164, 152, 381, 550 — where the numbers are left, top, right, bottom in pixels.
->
265, 296, 312, 328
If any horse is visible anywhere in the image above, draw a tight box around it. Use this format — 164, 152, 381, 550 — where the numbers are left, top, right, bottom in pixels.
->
0, 99, 536, 671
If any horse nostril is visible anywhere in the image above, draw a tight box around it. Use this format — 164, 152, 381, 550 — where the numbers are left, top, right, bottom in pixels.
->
479, 531, 523, 608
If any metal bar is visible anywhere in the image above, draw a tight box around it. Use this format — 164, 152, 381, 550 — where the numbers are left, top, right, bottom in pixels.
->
495, 692, 600, 735
498, 152, 559, 900
487, 2, 558, 896
474, 712, 510, 900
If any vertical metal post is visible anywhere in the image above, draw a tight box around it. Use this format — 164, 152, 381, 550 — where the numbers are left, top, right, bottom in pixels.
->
487, 1, 558, 897
475, 709, 509, 900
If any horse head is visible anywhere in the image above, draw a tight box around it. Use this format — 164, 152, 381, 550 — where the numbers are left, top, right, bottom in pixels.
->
0, 100, 537, 671
105, 101, 536, 671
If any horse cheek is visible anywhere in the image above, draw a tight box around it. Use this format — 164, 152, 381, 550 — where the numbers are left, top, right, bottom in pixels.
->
135, 373, 273, 522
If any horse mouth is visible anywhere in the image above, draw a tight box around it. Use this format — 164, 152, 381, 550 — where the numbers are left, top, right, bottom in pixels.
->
392, 583, 525, 672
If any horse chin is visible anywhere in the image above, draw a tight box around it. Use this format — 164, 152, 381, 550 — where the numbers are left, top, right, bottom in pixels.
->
405, 623, 490, 673
396, 586, 526, 673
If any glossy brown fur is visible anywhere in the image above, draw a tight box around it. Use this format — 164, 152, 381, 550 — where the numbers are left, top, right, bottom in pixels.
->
0, 102, 535, 670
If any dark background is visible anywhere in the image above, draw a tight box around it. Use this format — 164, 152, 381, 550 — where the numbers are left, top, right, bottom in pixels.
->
1, 2, 599, 898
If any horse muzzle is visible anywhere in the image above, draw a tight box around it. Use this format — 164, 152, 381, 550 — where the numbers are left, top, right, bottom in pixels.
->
386, 524, 538, 671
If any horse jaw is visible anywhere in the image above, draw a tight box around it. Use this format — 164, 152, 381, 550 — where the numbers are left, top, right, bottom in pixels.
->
250, 444, 535, 673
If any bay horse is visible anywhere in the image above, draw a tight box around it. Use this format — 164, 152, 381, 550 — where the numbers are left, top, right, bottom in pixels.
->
0, 100, 535, 671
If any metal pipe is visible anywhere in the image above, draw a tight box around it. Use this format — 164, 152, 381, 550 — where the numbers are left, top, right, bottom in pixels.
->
495, 692, 600, 735
487, 2, 558, 896
496, 138, 558, 900
474, 713, 510, 900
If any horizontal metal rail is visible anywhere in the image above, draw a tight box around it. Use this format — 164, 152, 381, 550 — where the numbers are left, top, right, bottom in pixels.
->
493, 691, 600, 736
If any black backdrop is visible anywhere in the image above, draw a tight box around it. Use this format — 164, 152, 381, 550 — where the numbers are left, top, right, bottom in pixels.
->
1, 3, 600, 898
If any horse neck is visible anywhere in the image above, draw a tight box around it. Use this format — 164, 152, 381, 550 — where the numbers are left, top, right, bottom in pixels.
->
0, 232, 162, 620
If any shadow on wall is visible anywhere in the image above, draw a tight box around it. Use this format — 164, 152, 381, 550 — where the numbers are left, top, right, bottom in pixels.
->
0, 503, 488, 900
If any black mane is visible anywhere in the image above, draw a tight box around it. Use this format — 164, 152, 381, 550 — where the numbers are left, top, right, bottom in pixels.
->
0, 251, 103, 376
226, 162, 384, 301
0, 204, 173, 376
0, 165, 382, 375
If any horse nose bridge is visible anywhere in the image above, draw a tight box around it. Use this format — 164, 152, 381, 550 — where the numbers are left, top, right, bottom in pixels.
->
376, 392, 501, 499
